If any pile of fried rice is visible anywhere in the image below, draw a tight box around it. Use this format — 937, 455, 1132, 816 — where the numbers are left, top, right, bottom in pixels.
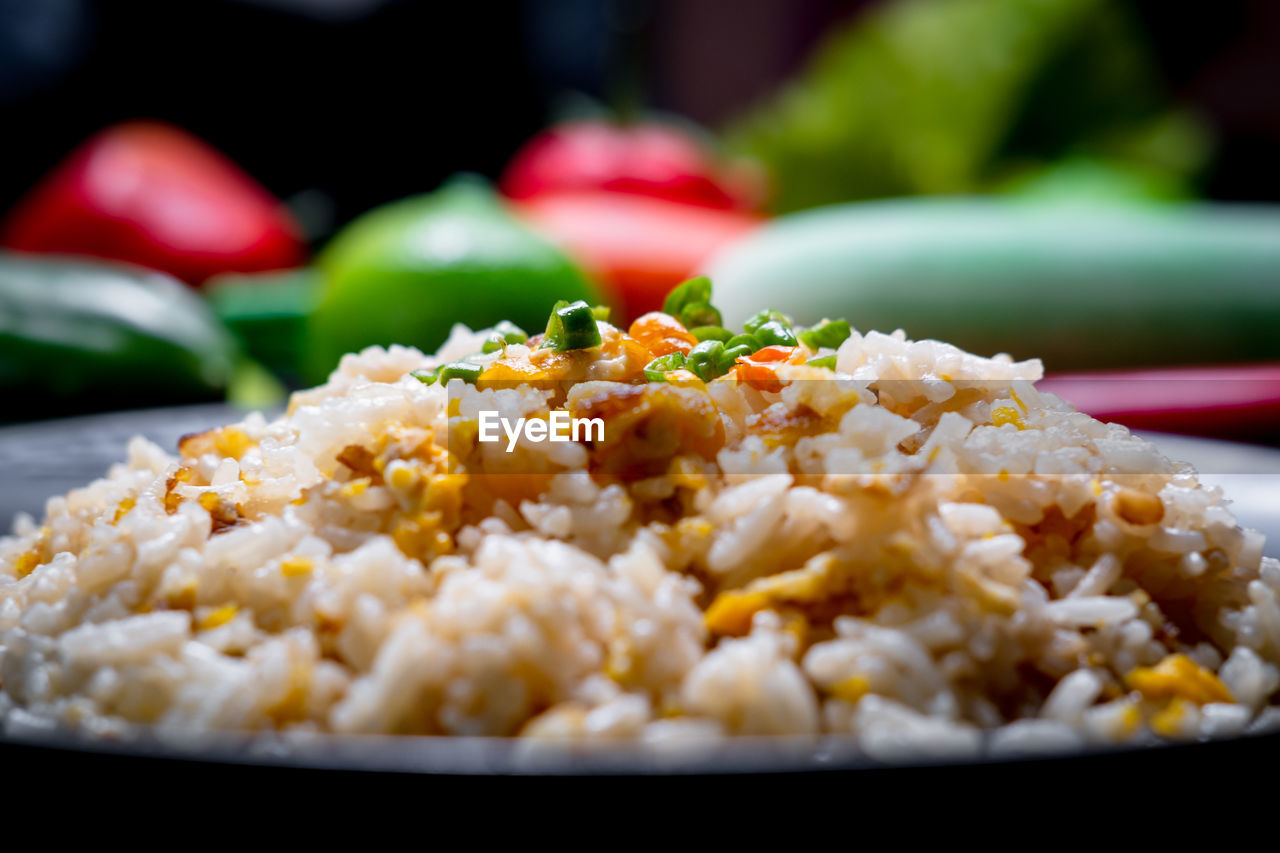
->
3, 300, 1279, 758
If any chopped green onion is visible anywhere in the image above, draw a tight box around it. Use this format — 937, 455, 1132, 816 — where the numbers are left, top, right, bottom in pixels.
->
799, 319, 851, 351
692, 326, 733, 343
662, 276, 712, 317
439, 361, 484, 385
807, 355, 838, 370
726, 333, 761, 353
543, 300, 602, 351
591, 305, 612, 322
686, 340, 725, 381
559, 301, 603, 350
717, 343, 755, 373
743, 309, 790, 335
679, 302, 722, 330
483, 320, 529, 353
643, 352, 687, 382
410, 366, 442, 385
494, 320, 528, 345
543, 299, 569, 341
753, 320, 798, 348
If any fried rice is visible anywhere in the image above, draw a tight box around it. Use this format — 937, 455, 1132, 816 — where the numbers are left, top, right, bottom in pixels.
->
3, 292, 1279, 759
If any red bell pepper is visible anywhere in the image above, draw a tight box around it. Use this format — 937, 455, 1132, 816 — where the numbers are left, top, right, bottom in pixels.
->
512, 191, 761, 323
500, 120, 765, 212
1, 121, 305, 285
1039, 363, 1280, 443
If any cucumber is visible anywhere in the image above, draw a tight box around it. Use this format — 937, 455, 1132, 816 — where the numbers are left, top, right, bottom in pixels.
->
703, 199, 1280, 370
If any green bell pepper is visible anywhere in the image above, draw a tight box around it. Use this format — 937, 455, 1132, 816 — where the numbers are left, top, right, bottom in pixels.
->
0, 254, 238, 420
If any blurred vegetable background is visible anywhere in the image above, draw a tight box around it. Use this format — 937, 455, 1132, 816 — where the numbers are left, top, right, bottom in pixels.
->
727, 0, 1212, 210
1, 0, 1279, 442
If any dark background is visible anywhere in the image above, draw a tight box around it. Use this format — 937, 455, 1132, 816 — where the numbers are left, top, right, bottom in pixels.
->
2, 0, 1278, 236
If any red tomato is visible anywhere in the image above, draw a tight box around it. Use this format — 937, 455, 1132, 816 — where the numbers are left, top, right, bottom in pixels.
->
1, 121, 305, 285
512, 191, 761, 322
500, 120, 765, 212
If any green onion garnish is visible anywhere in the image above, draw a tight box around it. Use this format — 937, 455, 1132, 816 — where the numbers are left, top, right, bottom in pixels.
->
678, 302, 722, 330
743, 309, 790, 335
753, 320, 798, 348
410, 366, 442, 385
686, 340, 725, 382
543, 300, 602, 351
543, 300, 568, 341
438, 361, 484, 384
643, 352, 687, 382
662, 276, 712, 318
799, 319, 851, 351
718, 343, 755, 373
591, 305, 612, 322
692, 326, 733, 343
494, 320, 528, 345
806, 355, 838, 370
483, 320, 529, 353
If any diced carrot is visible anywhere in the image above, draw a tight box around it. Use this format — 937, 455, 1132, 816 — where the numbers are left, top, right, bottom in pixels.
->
628, 312, 698, 357
735, 346, 797, 392
741, 345, 795, 363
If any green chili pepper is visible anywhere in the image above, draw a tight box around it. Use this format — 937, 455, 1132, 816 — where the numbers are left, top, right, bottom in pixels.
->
662, 276, 713, 318
754, 320, 799, 348
438, 360, 484, 384
726, 333, 761, 353
692, 326, 732, 342
643, 352, 687, 382
481, 333, 506, 354
206, 268, 320, 385
0, 255, 242, 420
686, 340, 726, 381
807, 355, 838, 370
304, 176, 597, 385
743, 309, 790, 335
543, 299, 602, 351
799, 319, 852, 351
